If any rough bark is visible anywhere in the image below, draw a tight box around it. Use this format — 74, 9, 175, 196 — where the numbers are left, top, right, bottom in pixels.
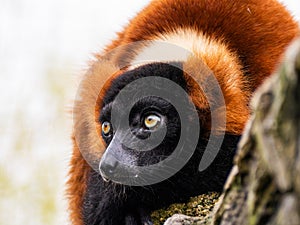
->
164, 38, 300, 225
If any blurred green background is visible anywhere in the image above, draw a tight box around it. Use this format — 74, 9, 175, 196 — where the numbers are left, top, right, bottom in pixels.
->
0, 0, 298, 224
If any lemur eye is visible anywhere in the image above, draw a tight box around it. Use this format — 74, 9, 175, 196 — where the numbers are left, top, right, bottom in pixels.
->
102, 122, 111, 135
144, 115, 161, 129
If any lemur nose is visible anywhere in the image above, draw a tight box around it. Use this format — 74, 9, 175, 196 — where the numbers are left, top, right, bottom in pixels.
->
100, 153, 119, 176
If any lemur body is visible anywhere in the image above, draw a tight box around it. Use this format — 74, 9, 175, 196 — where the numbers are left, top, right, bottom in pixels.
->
67, 1, 299, 224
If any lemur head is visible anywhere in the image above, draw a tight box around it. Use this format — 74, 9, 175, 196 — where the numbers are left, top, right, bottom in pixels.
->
98, 62, 202, 185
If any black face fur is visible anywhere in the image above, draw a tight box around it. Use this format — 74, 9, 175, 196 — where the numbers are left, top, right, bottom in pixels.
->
82, 62, 240, 225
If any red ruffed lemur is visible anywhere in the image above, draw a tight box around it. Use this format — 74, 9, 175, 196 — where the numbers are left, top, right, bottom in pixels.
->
67, 0, 299, 224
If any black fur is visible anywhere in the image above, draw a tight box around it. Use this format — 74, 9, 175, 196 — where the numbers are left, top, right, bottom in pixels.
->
83, 62, 240, 225
83, 135, 239, 225
101, 62, 188, 107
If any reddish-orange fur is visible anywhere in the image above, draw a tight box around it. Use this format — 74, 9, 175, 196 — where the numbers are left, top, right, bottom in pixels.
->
67, 1, 299, 224
104, 0, 298, 90
66, 137, 90, 225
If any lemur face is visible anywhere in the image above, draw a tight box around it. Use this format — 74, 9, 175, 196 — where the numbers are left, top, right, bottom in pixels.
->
98, 62, 199, 185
